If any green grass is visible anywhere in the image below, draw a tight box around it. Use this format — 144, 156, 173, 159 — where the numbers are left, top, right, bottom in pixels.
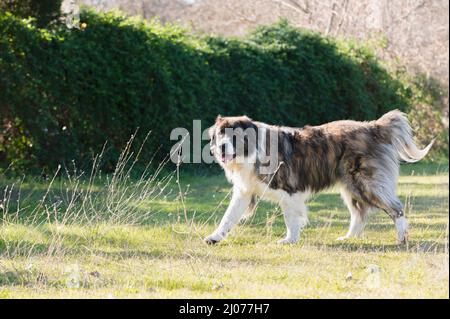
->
0, 161, 448, 298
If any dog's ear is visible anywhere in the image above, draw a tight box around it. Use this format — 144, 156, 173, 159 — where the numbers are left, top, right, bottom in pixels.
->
207, 115, 222, 141
207, 124, 216, 141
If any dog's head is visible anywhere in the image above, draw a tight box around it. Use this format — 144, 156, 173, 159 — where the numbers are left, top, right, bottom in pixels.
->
208, 115, 258, 165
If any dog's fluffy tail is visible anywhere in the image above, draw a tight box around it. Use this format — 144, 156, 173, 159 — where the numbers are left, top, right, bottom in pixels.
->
377, 109, 435, 163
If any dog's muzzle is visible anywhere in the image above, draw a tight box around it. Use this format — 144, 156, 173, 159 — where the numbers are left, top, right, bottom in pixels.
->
219, 143, 236, 163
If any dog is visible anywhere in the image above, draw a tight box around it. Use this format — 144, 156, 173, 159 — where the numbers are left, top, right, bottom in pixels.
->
204, 110, 434, 245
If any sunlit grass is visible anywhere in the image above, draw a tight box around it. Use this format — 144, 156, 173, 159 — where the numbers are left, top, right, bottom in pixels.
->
0, 161, 448, 298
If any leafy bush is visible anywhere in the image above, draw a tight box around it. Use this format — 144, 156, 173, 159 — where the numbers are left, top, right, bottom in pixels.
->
0, 11, 444, 173
0, 0, 62, 27
406, 74, 449, 160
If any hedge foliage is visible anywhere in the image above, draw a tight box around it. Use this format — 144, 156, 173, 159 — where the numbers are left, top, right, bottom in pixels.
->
0, 10, 443, 172
0, 0, 63, 27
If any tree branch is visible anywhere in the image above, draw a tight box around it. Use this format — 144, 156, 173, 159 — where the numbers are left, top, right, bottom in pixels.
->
272, 0, 310, 14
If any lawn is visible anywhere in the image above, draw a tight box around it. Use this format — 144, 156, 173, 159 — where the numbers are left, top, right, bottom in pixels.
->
0, 162, 448, 299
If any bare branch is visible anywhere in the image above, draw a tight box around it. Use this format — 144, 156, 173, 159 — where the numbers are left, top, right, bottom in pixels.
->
223, 1, 258, 24
325, 1, 337, 35
335, 0, 349, 35
272, 0, 310, 14
386, 0, 427, 31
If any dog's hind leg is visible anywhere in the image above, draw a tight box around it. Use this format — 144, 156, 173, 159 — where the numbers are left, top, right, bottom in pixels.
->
360, 165, 408, 243
346, 182, 408, 243
337, 187, 369, 241
372, 193, 408, 244
341, 147, 408, 243
278, 192, 309, 244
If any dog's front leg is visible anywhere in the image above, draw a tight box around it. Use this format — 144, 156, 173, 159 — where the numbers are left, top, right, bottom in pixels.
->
204, 188, 252, 245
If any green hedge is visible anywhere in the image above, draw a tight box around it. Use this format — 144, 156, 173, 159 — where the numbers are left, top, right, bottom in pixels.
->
0, 0, 63, 27
0, 10, 421, 172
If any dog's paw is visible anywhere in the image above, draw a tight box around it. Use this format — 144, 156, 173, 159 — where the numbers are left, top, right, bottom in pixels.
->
204, 234, 222, 245
395, 217, 409, 245
277, 238, 298, 245
397, 231, 409, 245
336, 236, 349, 241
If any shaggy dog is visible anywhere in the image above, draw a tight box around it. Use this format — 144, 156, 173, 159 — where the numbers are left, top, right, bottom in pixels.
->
204, 110, 434, 245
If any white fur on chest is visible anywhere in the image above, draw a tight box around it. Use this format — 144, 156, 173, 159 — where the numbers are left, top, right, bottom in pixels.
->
224, 162, 307, 204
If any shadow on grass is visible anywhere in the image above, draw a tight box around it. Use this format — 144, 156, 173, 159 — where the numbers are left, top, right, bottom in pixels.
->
0, 239, 50, 257
397, 182, 449, 187
89, 248, 168, 260
399, 162, 449, 175
321, 240, 447, 253
309, 193, 447, 211
0, 237, 169, 260
0, 270, 32, 286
